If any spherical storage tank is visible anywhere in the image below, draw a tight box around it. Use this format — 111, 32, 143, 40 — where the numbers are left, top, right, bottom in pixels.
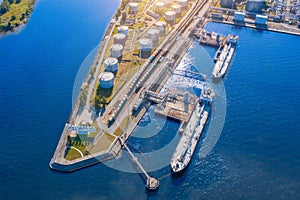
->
172, 4, 182, 15
110, 44, 124, 59
155, 21, 167, 36
165, 11, 176, 24
99, 72, 115, 89
114, 33, 127, 46
129, 3, 139, 13
177, 0, 188, 8
139, 38, 152, 58
104, 57, 119, 72
246, 0, 266, 14
147, 28, 160, 42
118, 26, 129, 37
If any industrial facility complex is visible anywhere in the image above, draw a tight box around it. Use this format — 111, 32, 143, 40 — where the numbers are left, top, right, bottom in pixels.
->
50, 0, 300, 191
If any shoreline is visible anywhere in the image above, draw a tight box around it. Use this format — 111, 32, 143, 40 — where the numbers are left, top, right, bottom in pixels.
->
49, 0, 300, 173
0, 0, 35, 35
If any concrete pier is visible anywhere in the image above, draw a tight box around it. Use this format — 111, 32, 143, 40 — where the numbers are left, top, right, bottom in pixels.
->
124, 144, 159, 191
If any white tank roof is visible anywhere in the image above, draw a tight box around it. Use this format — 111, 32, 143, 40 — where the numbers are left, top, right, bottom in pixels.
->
155, 21, 167, 27
129, 2, 138, 7
165, 11, 176, 21
139, 38, 152, 46
99, 72, 114, 81
118, 26, 129, 31
177, 0, 188, 7
148, 28, 160, 35
147, 28, 160, 41
172, 4, 182, 14
114, 33, 126, 40
155, 2, 165, 8
165, 11, 176, 16
110, 44, 123, 51
129, 2, 138, 11
104, 57, 118, 66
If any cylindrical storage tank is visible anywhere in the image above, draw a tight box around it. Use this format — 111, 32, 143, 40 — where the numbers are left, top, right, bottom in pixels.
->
220, 0, 235, 9
99, 72, 115, 89
155, 2, 165, 11
165, 11, 176, 25
172, 4, 182, 16
139, 38, 152, 58
155, 21, 167, 36
104, 57, 119, 72
114, 33, 127, 46
177, 0, 188, 8
163, 0, 171, 5
129, 3, 139, 13
110, 44, 124, 61
246, 0, 266, 14
147, 28, 160, 43
118, 26, 129, 37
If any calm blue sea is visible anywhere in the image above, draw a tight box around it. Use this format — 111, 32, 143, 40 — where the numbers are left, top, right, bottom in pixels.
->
0, 0, 300, 199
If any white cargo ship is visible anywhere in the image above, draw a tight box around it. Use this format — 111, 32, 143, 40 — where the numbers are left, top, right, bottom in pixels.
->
170, 89, 214, 173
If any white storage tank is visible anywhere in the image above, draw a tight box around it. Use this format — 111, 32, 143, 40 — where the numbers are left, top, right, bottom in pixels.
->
147, 28, 160, 43
177, 0, 188, 8
118, 26, 129, 37
163, 0, 171, 5
165, 11, 176, 25
155, 2, 165, 11
139, 38, 152, 58
155, 21, 167, 36
110, 44, 124, 60
129, 3, 139, 13
172, 4, 182, 16
104, 57, 119, 72
99, 72, 115, 89
114, 33, 127, 46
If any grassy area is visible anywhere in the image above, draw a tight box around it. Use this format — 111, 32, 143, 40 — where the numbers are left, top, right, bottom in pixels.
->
65, 135, 93, 160
0, 0, 35, 32
88, 133, 116, 154
64, 148, 82, 161
113, 115, 132, 136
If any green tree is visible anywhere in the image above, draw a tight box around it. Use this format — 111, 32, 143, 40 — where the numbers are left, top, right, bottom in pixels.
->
10, 15, 16, 21
0, 0, 11, 15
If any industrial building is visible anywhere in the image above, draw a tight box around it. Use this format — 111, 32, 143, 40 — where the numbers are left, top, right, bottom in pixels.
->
255, 14, 268, 24
234, 11, 246, 22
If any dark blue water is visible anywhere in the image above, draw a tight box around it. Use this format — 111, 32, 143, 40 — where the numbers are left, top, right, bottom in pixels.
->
1, 0, 300, 199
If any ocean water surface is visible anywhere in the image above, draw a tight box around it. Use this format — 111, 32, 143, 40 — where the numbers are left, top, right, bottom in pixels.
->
0, 0, 300, 199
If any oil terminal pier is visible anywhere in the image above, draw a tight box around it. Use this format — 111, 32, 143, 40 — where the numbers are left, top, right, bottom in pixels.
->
49, 0, 300, 192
